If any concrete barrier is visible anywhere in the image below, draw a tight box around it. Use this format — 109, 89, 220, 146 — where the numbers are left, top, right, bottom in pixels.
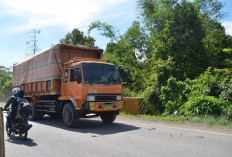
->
0, 107, 5, 157
121, 97, 144, 115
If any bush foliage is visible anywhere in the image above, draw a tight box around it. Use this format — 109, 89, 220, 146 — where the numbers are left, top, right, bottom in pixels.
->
0, 66, 13, 101
160, 68, 232, 118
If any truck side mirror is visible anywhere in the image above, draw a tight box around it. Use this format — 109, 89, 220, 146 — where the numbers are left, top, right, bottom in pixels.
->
63, 69, 68, 83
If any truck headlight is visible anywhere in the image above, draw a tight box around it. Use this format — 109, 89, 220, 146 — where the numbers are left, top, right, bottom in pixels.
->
87, 95, 95, 101
116, 95, 122, 101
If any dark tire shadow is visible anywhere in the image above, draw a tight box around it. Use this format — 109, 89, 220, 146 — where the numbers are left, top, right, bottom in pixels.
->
6, 135, 37, 147
33, 116, 140, 135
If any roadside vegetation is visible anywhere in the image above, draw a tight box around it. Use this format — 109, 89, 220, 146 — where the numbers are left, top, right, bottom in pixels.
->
0, 0, 231, 125
0, 66, 12, 102
99, 0, 232, 123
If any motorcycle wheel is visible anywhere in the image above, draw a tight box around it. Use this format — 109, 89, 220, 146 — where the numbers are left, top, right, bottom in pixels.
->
19, 131, 28, 140
6, 123, 12, 135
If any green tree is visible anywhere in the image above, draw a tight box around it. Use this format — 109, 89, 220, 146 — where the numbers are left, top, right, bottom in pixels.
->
194, 0, 226, 20
102, 21, 148, 95
163, 0, 207, 79
194, 0, 232, 68
138, 0, 209, 79
0, 66, 12, 101
88, 20, 119, 41
203, 21, 232, 68
60, 28, 96, 47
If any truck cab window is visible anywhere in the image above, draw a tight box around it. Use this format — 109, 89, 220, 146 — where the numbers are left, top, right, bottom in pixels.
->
70, 66, 82, 84
63, 69, 68, 83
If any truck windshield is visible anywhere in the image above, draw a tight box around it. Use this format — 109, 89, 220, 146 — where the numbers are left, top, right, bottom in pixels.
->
82, 63, 120, 84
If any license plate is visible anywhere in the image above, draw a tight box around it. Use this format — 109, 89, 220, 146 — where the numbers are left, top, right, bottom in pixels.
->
103, 106, 112, 110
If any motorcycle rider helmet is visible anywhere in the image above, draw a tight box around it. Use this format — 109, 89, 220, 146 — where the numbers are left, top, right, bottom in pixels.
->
12, 88, 20, 96
18, 90, 25, 98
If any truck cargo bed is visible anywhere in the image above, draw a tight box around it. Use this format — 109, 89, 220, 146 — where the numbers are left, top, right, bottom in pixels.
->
13, 44, 103, 97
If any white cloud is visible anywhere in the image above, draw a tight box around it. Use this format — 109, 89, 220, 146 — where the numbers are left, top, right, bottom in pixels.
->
222, 21, 232, 36
0, 0, 129, 35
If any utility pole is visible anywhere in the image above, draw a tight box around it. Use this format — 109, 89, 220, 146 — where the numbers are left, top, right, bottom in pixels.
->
26, 29, 41, 54
0, 108, 5, 157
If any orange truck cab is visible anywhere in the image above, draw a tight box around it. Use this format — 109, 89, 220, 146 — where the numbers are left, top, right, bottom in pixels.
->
13, 44, 123, 127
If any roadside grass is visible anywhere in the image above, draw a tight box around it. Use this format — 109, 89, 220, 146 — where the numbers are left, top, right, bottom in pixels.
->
119, 112, 232, 127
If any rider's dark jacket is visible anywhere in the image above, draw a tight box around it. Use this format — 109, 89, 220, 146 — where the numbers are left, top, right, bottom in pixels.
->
4, 96, 17, 112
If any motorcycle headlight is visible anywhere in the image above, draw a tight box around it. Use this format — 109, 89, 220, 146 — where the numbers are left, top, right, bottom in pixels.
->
87, 95, 95, 101
116, 95, 122, 101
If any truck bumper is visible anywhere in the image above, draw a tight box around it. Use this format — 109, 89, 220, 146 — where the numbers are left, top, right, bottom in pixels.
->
87, 101, 123, 112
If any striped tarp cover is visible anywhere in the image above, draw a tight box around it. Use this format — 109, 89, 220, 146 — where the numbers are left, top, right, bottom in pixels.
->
13, 44, 62, 86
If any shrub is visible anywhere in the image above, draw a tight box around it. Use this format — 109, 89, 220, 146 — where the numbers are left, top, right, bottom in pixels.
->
196, 68, 232, 100
223, 105, 232, 119
181, 95, 230, 116
160, 77, 188, 115
0, 66, 13, 101
143, 85, 164, 115
159, 68, 232, 117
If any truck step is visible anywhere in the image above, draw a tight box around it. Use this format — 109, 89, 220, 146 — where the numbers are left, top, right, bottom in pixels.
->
82, 114, 99, 118
36, 109, 56, 113
37, 105, 56, 108
37, 100, 56, 103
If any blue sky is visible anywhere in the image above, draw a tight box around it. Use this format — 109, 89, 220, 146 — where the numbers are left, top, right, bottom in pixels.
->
0, 0, 231, 68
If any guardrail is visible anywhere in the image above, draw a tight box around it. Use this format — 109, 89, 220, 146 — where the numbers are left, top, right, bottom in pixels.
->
121, 97, 144, 115
0, 107, 5, 157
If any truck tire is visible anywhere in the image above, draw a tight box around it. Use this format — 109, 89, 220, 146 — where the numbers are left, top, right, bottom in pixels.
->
62, 102, 79, 128
100, 112, 116, 124
29, 102, 43, 121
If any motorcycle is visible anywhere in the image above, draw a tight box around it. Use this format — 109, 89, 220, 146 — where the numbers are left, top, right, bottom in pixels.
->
5, 102, 32, 140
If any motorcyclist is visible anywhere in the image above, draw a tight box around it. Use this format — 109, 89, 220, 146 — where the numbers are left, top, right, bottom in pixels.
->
3, 88, 21, 128
15, 89, 32, 130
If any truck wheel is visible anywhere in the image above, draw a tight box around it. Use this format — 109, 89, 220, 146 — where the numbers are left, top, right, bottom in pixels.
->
100, 112, 116, 124
63, 102, 79, 128
29, 103, 43, 121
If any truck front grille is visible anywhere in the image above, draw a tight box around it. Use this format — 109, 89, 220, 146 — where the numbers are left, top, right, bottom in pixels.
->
95, 95, 117, 102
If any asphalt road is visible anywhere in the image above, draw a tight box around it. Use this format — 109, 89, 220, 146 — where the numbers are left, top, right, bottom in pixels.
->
1, 111, 231, 157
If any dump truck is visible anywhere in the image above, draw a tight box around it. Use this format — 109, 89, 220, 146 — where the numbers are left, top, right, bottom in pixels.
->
13, 44, 123, 127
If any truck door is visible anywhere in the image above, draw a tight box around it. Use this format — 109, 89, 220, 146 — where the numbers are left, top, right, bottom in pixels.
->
68, 66, 83, 107
61, 68, 69, 96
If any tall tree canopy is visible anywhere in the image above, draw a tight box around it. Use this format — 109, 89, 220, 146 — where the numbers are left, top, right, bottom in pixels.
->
159, 1, 207, 79
88, 20, 119, 42
60, 28, 96, 47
